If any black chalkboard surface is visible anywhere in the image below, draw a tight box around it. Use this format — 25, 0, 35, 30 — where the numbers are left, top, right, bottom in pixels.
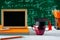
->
4, 11, 25, 26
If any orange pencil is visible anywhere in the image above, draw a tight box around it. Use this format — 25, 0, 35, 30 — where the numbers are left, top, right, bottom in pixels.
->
1, 36, 23, 40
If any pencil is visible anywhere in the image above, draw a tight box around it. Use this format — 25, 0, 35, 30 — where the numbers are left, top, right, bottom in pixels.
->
1, 36, 23, 40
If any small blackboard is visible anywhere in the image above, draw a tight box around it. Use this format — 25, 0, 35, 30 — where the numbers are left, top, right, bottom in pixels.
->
2, 10, 27, 27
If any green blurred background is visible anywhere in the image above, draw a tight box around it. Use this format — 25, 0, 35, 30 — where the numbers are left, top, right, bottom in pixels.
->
0, 0, 60, 26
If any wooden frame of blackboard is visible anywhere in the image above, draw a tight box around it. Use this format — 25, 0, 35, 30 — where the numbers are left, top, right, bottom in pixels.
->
1, 9, 28, 28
